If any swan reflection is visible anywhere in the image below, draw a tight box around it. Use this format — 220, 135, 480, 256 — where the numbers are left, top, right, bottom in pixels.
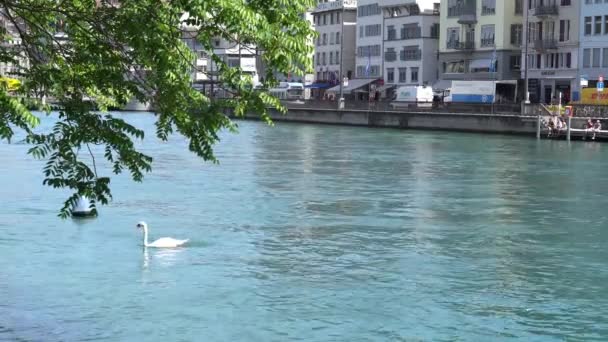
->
142, 247, 185, 269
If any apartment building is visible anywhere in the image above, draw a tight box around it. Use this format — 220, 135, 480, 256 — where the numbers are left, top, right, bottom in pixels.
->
312, 0, 358, 84
439, 0, 524, 96
355, 0, 383, 79
382, 0, 440, 88
580, 0, 608, 88
522, 0, 580, 104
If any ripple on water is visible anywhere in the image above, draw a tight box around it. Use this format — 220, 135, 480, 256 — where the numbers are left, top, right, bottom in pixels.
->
2, 117, 608, 341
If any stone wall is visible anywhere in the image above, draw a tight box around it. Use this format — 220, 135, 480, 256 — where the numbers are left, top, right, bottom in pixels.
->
241, 108, 539, 135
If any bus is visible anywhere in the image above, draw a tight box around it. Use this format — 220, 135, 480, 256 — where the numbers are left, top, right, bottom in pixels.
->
268, 82, 305, 101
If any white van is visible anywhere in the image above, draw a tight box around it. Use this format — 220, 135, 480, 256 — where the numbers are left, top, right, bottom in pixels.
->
391, 86, 434, 108
268, 82, 305, 101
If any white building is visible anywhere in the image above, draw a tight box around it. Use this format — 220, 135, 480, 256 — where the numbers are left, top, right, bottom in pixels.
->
579, 0, 608, 89
312, 0, 358, 86
355, 0, 383, 79
382, 0, 440, 88
522, 0, 580, 104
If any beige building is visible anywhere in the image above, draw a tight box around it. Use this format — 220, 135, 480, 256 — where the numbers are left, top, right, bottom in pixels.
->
438, 0, 524, 96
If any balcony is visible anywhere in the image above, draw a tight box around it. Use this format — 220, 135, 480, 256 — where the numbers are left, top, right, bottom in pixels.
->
458, 5, 477, 24
449, 41, 475, 51
480, 38, 495, 48
534, 5, 558, 18
533, 38, 557, 51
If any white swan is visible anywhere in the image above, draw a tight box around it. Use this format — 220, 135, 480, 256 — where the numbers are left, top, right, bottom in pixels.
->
136, 221, 189, 248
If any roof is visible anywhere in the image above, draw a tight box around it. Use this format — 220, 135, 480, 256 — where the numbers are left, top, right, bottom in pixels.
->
326, 78, 377, 94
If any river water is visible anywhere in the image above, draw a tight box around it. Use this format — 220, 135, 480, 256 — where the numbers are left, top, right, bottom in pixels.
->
1, 113, 608, 341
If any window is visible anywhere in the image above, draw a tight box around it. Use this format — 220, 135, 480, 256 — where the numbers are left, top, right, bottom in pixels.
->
605, 16, 608, 35
583, 48, 591, 68
510, 55, 521, 70
356, 65, 380, 77
398, 68, 407, 83
559, 20, 570, 41
357, 45, 381, 57
387, 25, 396, 40
446, 27, 460, 48
401, 24, 421, 39
358, 3, 381, 17
566, 52, 571, 68
336, 51, 339, 64
593, 48, 601, 67
322, 33, 327, 45
515, 0, 523, 14
511, 24, 523, 46
445, 61, 465, 73
323, 14, 327, 25
482, 0, 496, 15
364, 24, 381, 37
337, 12, 341, 24
431, 24, 439, 38
322, 52, 326, 65
330, 13, 334, 25
481, 25, 495, 47
316, 52, 320, 66
585, 17, 592, 36
336, 32, 340, 44
400, 48, 421, 61
385, 48, 396, 62
447, 0, 460, 17
329, 52, 333, 65
603, 48, 608, 67
330, 33, 334, 45
387, 68, 395, 83
596, 16, 602, 35
359, 26, 364, 38
561, 0, 571, 4
411, 68, 419, 83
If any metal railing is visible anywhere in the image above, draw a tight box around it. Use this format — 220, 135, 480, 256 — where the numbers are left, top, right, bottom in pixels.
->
533, 38, 557, 51
534, 5, 558, 16
453, 41, 476, 51
283, 100, 522, 115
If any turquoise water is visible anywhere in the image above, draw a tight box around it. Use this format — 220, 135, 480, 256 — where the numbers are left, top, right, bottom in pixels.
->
2, 113, 608, 341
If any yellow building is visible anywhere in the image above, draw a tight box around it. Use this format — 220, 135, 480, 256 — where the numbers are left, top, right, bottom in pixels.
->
437, 0, 524, 95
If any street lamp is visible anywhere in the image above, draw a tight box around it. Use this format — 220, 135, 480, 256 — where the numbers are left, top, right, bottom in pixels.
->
338, 2, 345, 110
523, 0, 530, 104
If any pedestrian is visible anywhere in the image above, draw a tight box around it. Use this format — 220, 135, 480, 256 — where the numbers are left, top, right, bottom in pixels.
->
592, 119, 602, 140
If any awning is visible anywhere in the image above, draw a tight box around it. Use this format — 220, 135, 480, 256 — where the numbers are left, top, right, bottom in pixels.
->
326, 78, 377, 95
470, 59, 493, 69
432, 79, 452, 91
305, 83, 331, 89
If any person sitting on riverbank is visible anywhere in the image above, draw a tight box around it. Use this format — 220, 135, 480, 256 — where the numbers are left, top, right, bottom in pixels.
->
592, 120, 602, 140
547, 116, 557, 138
558, 117, 567, 135
583, 119, 594, 140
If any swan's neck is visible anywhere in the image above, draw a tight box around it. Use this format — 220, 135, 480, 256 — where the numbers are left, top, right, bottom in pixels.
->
142, 226, 150, 247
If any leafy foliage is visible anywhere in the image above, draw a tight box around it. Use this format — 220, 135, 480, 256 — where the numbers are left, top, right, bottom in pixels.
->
0, 0, 315, 217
